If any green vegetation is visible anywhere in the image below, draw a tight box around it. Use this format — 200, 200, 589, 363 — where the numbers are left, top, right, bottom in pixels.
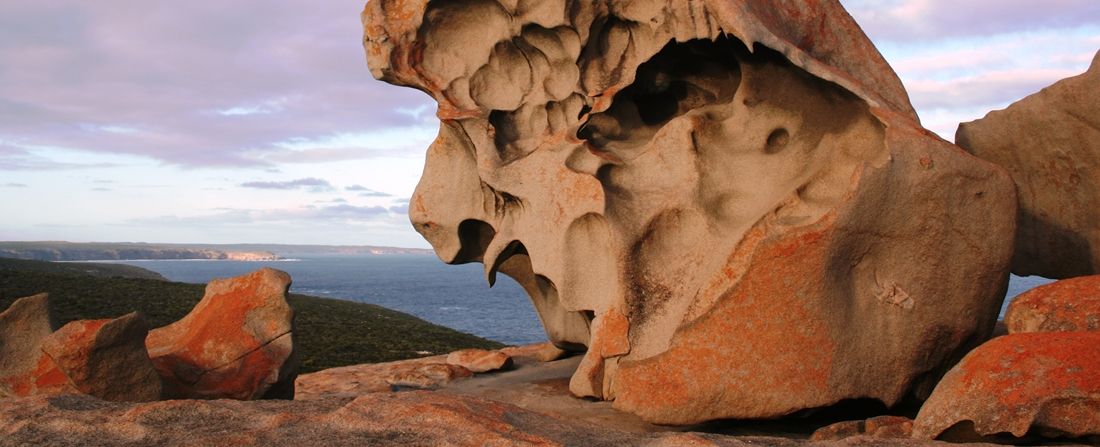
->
0, 259, 504, 373
0, 257, 168, 280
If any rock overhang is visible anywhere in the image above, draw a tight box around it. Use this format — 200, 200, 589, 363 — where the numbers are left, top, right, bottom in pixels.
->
362, 0, 1018, 424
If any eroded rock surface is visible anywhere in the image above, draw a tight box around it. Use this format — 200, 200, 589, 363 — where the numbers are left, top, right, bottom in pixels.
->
0, 294, 71, 398
40, 313, 162, 402
145, 268, 298, 400
1006, 274, 1100, 333
363, 0, 1016, 423
957, 51, 1100, 279
912, 332, 1100, 441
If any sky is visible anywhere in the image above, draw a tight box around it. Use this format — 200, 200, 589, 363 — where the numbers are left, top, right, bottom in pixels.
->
0, 1, 1097, 247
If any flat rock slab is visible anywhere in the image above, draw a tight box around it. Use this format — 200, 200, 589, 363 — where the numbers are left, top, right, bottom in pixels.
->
0, 389, 989, 447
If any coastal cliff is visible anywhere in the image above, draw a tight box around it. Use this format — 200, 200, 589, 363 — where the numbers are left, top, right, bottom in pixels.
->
0, 242, 279, 262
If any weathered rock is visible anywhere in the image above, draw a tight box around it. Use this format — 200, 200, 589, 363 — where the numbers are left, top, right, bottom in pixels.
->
1006, 274, 1100, 333
384, 363, 473, 390
811, 416, 913, 441
957, 51, 1100, 279
0, 293, 72, 398
145, 268, 298, 400
446, 348, 512, 373
0, 392, 970, 447
296, 355, 447, 398
364, 0, 1016, 423
39, 313, 162, 402
501, 342, 568, 363
913, 332, 1100, 440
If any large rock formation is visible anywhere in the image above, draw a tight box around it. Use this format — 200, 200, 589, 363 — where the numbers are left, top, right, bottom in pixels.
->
956, 51, 1100, 279
1006, 274, 1100, 333
145, 268, 299, 400
362, 0, 1016, 423
40, 313, 163, 402
912, 332, 1100, 440
0, 294, 71, 398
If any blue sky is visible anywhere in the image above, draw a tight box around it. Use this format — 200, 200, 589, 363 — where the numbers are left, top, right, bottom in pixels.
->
0, 0, 1097, 247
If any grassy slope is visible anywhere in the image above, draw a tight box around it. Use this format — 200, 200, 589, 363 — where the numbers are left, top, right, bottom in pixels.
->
0, 258, 168, 280
0, 260, 504, 373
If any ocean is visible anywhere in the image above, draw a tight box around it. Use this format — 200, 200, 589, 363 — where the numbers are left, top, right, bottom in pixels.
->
108, 255, 1053, 345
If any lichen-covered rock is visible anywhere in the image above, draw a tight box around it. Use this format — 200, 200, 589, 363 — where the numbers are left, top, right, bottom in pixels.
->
0, 293, 72, 398
446, 348, 512, 373
1006, 274, 1100, 333
145, 268, 298, 400
957, 51, 1100, 279
912, 332, 1100, 440
363, 0, 1015, 424
40, 312, 162, 402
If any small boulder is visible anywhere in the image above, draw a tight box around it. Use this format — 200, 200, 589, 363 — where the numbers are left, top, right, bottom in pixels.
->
40, 312, 162, 402
811, 416, 913, 441
0, 293, 72, 397
1006, 275, 1100, 333
500, 343, 567, 363
446, 349, 512, 373
385, 363, 473, 390
146, 268, 298, 400
913, 332, 1100, 440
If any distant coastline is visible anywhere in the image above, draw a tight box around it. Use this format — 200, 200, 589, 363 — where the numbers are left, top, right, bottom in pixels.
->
0, 241, 433, 262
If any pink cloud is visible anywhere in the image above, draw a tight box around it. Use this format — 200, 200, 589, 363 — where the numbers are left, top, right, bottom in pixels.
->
0, 0, 434, 168
843, 0, 1100, 41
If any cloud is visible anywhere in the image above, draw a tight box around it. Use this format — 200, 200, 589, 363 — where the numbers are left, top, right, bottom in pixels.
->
346, 184, 392, 197
239, 177, 333, 192
91, 187, 112, 191
0, 141, 123, 171
3, 182, 27, 187
841, 0, 1100, 42
0, 0, 435, 168
906, 68, 1084, 110
132, 203, 408, 226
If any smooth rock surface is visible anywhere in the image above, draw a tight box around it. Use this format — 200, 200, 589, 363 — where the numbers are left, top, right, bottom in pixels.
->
1006, 274, 1100, 333
913, 332, 1100, 440
957, 51, 1100, 278
40, 313, 162, 402
364, 0, 1016, 424
446, 348, 512, 373
0, 293, 70, 398
145, 268, 298, 400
